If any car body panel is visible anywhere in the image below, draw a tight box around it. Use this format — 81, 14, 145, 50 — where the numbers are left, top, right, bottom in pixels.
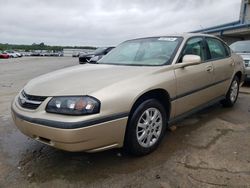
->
173, 62, 214, 116
19, 65, 176, 123
12, 107, 127, 152
23, 64, 173, 97
0, 53, 9, 59
236, 53, 250, 80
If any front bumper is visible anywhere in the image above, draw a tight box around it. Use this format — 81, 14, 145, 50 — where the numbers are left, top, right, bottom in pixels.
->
11, 100, 128, 152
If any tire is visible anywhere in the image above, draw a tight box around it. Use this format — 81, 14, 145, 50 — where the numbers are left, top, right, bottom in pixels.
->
124, 99, 167, 156
221, 76, 240, 107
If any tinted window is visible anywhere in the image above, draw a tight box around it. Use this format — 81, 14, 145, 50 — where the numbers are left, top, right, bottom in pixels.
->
180, 37, 206, 62
206, 38, 228, 59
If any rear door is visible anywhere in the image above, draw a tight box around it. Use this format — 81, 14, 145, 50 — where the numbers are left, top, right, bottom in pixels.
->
174, 37, 214, 116
205, 37, 235, 97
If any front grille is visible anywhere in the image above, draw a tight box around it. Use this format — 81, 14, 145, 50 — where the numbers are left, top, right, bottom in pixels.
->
244, 60, 249, 67
18, 91, 47, 110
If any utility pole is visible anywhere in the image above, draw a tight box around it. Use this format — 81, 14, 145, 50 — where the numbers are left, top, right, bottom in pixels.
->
240, 0, 250, 24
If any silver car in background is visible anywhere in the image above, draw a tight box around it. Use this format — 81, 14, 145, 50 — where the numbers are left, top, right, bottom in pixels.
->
230, 40, 250, 82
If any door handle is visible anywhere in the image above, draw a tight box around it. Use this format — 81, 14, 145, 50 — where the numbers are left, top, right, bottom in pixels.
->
231, 61, 235, 66
206, 65, 213, 72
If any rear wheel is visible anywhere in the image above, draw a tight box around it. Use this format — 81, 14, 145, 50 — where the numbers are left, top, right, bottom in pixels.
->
124, 99, 167, 156
221, 76, 239, 107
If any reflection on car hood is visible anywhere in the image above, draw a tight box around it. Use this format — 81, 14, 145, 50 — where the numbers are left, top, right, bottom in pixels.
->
24, 64, 160, 96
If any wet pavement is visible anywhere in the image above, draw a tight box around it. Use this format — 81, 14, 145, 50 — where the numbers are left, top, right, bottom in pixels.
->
0, 57, 250, 187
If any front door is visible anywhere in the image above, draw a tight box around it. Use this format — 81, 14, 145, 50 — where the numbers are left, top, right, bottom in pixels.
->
174, 37, 214, 116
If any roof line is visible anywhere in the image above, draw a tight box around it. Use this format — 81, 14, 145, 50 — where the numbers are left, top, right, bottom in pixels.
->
192, 20, 241, 33
192, 22, 250, 34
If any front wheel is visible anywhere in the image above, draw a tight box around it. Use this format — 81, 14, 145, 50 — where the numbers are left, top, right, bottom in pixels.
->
124, 99, 167, 156
221, 76, 240, 107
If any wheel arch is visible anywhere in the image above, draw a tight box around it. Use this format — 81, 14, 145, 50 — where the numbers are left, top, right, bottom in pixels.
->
123, 88, 171, 154
128, 88, 171, 123
234, 71, 243, 82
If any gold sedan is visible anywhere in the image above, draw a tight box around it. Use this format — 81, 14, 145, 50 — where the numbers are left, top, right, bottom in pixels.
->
12, 34, 244, 155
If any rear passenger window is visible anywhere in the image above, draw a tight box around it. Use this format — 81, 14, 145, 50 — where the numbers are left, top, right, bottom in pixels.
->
206, 38, 228, 60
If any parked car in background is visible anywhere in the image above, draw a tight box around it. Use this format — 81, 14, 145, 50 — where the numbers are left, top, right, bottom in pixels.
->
12, 34, 244, 156
79, 47, 114, 64
0, 50, 10, 59
72, 51, 87, 57
48, 52, 63, 57
72, 52, 80, 57
78, 52, 87, 57
15, 52, 22, 57
230, 40, 250, 82
4, 50, 19, 58
30, 52, 41, 56
21, 52, 31, 56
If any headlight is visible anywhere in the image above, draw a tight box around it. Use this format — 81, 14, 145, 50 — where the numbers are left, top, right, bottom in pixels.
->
46, 96, 100, 115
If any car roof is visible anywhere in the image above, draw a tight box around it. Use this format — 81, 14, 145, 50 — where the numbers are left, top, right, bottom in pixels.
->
123, 33, 219, 42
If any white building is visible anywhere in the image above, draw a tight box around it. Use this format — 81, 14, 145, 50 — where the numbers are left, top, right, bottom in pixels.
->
63, 48, 94, 57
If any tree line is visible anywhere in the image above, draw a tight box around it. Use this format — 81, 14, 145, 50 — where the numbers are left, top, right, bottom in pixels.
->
0, 42, 96, 52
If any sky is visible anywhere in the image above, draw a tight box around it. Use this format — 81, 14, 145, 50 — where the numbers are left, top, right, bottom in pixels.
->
0, 0, 242, 46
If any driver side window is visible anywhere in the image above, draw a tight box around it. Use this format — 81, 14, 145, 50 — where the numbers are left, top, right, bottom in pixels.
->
180, 37, 206, 63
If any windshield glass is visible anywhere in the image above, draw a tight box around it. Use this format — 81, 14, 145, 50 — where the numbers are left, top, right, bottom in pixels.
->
230, 41, 250, 53
98, 37, 182, 66
93, 47, 107, 55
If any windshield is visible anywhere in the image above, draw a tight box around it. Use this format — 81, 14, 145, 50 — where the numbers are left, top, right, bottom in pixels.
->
230, 41, 250, 53
93, 47, 107, 55
98, 37, 182, 66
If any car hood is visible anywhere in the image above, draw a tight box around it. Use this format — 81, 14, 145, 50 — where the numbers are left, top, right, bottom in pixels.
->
236, 52, 250, 60
24, 64, 161, 96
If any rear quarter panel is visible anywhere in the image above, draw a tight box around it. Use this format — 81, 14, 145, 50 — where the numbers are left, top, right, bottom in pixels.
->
231, 52, 245, 83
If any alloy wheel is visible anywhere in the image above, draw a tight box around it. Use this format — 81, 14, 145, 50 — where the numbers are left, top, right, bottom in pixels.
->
230, 80, 238, 102
136, 107, 163, 148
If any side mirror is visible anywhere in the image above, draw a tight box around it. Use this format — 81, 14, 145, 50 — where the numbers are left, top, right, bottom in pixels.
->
180, 55, 201, 68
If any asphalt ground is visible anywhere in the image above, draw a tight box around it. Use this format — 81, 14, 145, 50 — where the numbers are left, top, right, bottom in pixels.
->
0, 57, 250, 187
